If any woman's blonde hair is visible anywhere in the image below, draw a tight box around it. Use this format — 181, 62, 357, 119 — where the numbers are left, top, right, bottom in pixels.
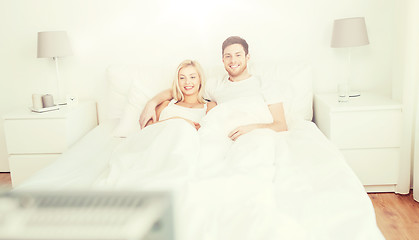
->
172, 60, 206, 104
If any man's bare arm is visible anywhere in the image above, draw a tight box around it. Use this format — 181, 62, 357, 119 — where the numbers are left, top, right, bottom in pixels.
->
139, 89, 173, 128
144, 100, 170, 128
228, 102, 288, 141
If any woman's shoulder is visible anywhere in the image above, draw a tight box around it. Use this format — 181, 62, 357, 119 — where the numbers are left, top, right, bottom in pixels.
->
206, 101, 217, 113
207, 101, 217, 107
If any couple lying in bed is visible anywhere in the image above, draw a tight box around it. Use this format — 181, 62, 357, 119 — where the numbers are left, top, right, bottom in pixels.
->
98, 37, 293, 239
102, 36, 288, 188
141, 36, 288, 138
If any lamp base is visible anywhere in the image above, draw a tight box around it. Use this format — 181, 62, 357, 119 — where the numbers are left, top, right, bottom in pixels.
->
349, 91, 361, 97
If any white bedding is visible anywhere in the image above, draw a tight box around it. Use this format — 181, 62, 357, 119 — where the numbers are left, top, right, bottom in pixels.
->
98, 118, 200, 190
13, 61, 385, 239
17, 116, 384, 240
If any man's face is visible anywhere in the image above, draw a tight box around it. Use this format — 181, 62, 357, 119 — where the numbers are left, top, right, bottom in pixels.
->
222, 44, 249, 78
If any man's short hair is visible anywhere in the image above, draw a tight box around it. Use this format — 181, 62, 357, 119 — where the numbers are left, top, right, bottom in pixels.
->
222, 36, 249, 56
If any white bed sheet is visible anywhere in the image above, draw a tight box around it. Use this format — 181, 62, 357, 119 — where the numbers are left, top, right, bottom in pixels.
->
16, 119, 384, 240
16, 120, 123, 190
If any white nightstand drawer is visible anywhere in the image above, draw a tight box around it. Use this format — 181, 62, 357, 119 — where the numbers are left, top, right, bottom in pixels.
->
3, 101, 98, 188
330, 109, 402, 149
5, 119, 68, 154
342, 148, 399, 185
9, 154, 59, 186
314, 93, 403, 192
3, 102, 97, 154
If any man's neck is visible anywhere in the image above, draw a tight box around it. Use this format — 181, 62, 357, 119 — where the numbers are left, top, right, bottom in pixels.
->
229, 71, 251, 82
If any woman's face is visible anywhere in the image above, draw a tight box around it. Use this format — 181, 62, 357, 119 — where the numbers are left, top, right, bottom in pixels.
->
178, 65, 201, 97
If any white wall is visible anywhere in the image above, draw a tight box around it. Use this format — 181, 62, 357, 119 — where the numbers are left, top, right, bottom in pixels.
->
392, 0, 419, 196
0, 0, 398, 171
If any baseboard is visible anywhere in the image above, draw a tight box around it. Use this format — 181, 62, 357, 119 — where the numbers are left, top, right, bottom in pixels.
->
365, 185, 396, 193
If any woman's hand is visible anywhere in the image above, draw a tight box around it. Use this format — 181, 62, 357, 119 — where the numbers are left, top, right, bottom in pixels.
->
191, 121, 201, 130
163, 117, 201, 130
183, 119, 201, 130
228, 124, 258, 141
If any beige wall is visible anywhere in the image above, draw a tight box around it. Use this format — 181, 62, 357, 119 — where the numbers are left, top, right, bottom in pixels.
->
0, 0, 398, 171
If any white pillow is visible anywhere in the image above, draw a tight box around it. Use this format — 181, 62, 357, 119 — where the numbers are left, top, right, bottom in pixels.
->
107, 62, 313, 137
285, 65, 313, 122
249, 62, 313, 124
112, 85, 148, 137
111, 65, 172, 137
106, 65, 140, 119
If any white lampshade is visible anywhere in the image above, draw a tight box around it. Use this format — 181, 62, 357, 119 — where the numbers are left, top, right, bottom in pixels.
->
331, 17, 369, 48
37, 31, 72, 58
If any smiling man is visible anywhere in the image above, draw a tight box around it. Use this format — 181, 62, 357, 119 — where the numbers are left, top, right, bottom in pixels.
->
139, 36, 288, 140
222, 40, 251, 82
206, 36, 288, 140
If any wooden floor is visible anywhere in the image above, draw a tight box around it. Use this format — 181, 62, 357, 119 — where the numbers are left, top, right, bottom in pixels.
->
369, 191, 419, 240
0, 172, 11, 188
1, 173, 418, 239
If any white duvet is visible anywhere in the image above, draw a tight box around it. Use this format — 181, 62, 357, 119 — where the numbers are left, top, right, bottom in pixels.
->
98, 119, 200, 190
16, 98, 384, 240
92, 97, 287, 239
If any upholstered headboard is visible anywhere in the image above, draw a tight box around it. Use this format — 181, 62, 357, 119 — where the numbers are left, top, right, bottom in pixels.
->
106, 62, 313, 137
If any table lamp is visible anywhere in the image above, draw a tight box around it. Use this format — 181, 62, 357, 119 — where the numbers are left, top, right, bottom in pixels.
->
331, 17, 369, 102
37, 31, 72, 105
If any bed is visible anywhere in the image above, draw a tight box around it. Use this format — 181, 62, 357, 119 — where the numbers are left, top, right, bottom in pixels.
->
15, 62, 385, 240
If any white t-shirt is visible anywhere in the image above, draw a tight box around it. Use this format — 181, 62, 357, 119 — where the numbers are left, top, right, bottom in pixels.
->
159, 99, 207, 123
204, 75, 282, 105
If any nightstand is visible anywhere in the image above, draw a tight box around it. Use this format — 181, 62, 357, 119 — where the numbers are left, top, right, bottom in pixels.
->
3, 101, 98, 187
314, 93, 402, 192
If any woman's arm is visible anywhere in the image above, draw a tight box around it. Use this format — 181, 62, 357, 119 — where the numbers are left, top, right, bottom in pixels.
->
140, 89, 173, 129
228, 102, 288, 141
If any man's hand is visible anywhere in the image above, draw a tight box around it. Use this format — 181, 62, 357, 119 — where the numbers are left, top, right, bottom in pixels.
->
139, 88, 174, 129
139, 101, 157, 129
228, 124, 258, 141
